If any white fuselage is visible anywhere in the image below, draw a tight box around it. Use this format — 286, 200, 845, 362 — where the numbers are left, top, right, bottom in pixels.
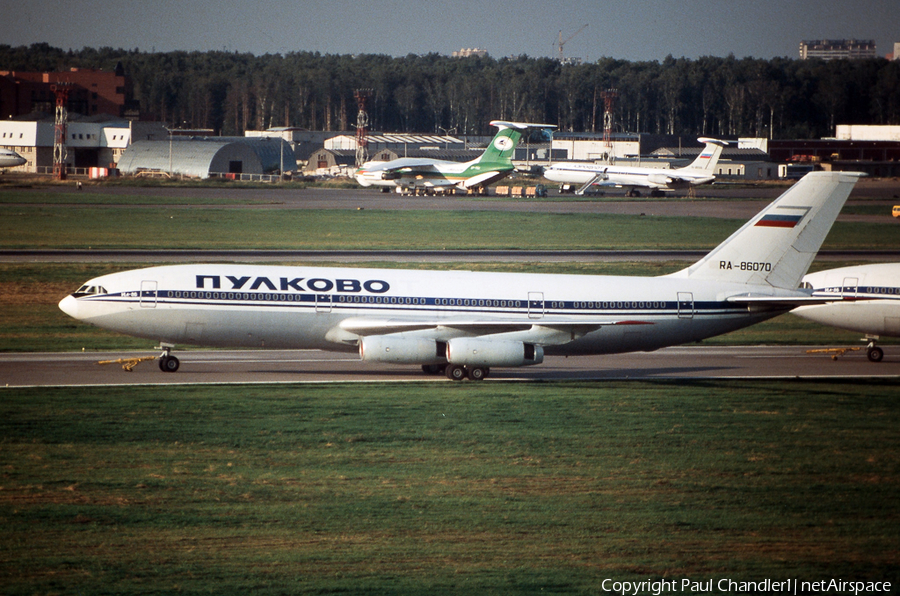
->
59, 264, 779, 358
794, 263, 900, 337
544, 162, 713, 190
354, 158, 466, 189
0, 149, 26, 168
57, 173, 865, 372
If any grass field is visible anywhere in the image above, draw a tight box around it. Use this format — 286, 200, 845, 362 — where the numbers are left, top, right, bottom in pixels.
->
1, 381, 898, 595
0, 202, 891, 251
2, 182, 898, 594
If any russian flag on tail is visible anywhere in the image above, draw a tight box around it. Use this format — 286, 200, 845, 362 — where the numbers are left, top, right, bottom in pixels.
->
755, 213, 804, 228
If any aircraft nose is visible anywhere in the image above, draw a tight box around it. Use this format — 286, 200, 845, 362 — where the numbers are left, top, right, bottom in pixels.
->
59, 295, 80, 319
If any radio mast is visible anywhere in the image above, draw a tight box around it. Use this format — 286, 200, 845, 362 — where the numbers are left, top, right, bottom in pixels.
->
354, 89, 372, 168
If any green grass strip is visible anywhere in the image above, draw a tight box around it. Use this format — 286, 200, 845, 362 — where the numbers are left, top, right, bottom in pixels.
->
1, 381, 898, 594
0, 205, 889, 250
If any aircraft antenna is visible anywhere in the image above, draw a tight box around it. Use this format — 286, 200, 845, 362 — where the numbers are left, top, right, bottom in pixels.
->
601, 88, 618, 163
51, 83, 73, 180
354, 89, 372, 168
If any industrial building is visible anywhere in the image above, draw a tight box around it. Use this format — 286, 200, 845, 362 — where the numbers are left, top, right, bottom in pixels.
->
116, 137, 293, 179
0, 115, 166, 173
302, 132, 467, 176
799, 39, 877, 61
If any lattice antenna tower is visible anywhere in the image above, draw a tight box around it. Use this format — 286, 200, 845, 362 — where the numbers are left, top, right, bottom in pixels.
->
601, 88, 618, 162
354, 89, 372, 168
51, 83, 73, 180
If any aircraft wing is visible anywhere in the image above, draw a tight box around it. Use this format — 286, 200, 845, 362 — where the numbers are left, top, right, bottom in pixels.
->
362, 157, 445, 174
726, 294, 870, 309
338, 317, 652, 345
666, 174, 716, 186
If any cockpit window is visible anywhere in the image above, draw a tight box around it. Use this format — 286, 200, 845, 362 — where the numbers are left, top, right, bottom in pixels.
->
73, 285, 108, 297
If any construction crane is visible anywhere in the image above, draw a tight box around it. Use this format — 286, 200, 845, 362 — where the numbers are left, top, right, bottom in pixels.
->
555, 24, 589, 62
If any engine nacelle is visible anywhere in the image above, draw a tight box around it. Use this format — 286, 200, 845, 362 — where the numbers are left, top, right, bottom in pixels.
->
359, 335, 446, 365
647, 173, 672, 186
447, 338, 544, 367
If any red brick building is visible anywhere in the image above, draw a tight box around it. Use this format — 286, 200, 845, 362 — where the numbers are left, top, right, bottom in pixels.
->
0, 63, 139, 120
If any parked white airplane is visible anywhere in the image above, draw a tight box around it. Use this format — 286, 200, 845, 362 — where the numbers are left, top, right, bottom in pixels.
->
793, 263, 900, 362
544, 137, 728, 197
355, 121, 554, 195
0, 148, 26, 168
59, 172, 862, 379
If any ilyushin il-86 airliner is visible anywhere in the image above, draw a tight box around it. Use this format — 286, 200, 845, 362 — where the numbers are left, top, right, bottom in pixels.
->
794, 262, 900, 362
543, 137, 728, 197
59, 172, 863, 380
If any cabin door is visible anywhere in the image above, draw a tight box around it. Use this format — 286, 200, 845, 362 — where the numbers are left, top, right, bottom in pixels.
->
677, 292, 694, 319
528, 292, 544, 319
141, 280, 157, 308
315, 293, 332, 313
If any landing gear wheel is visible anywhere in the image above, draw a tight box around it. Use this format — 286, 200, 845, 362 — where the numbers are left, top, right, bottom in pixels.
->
445, 364, 467, 381
466, 366, 488, 381
159, 354, 180, 372
867, 346, 884, 362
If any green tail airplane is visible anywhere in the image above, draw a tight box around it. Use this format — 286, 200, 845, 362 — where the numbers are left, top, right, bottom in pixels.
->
355, 121, 554, 195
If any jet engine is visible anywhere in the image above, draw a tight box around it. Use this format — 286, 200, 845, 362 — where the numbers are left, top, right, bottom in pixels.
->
359, 335, 446, 365
647, 173, 672, 186
447, 338, 544, 367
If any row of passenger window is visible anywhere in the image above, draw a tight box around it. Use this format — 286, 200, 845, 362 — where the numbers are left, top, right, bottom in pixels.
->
164, 292, 672, 310
167, 291, 524, 307
169, 291, 302, 301
820, 287, 900, 295
551, 301, 667, 310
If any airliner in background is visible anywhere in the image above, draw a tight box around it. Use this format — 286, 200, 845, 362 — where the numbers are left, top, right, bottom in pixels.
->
0, 148, 26, 168
355, 121, 554, 195
543, 137, 728, 197
794, 263, 900, 362
59, 172, 863, 380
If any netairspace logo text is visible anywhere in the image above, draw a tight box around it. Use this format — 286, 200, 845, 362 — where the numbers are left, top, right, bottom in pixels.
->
600, 578, 892, 596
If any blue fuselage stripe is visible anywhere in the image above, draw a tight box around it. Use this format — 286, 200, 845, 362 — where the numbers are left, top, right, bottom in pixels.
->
83, 289, 751, 317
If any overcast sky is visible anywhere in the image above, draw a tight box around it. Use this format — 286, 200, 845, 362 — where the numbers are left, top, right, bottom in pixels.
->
4, 0, 898, 62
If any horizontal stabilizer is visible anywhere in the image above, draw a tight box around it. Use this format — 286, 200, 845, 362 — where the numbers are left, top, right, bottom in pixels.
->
489, 120, 557, 131
463, 171, 504, 188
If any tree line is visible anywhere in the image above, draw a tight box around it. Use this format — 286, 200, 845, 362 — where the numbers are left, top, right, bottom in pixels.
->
3, 43, 900, 139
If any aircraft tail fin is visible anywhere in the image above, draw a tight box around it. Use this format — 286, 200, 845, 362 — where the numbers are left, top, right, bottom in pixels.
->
682, 137, 727, 173
476, 121, 555, 166
668, 171, 863, 289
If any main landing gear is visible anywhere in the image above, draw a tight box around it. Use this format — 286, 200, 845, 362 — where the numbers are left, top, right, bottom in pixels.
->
421, 364, 490, 381
158, 344, 180, 372
866, 339, 884, 363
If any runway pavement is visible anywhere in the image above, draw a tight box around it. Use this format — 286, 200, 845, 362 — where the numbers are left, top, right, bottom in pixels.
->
2, 345, 896, 387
